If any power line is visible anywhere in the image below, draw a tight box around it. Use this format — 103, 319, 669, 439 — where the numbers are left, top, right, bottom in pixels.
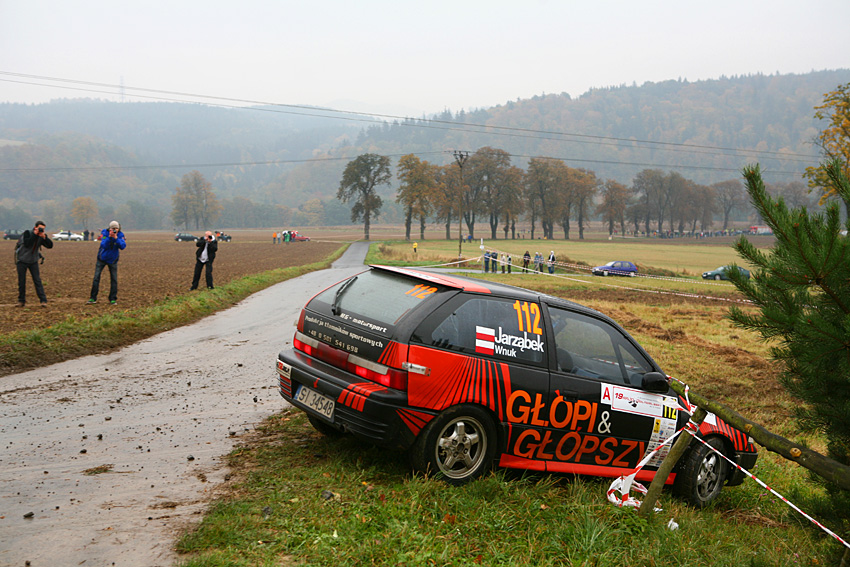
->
0, 71, 822, 163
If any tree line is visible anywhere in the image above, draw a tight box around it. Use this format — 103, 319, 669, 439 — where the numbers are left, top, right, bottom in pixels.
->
336, 147, 822, 241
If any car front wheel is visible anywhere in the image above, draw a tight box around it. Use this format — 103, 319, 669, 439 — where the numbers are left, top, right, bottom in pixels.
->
674, 437, 728, 507
714, 274, 722, 280
410, 405, 497, 485
602, 270, 609, 277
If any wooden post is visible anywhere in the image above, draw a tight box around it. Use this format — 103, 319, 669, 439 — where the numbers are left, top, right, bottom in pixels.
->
638, 407, 706, 517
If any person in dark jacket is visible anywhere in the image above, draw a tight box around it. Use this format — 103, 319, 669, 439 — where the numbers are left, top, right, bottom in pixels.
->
191, 231, 218, 290
522, 250, 531, 273
16, 220, 53, 307
88, 220, 126, 305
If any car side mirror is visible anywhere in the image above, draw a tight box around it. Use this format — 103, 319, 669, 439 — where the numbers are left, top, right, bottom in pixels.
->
641, 372, 669, 393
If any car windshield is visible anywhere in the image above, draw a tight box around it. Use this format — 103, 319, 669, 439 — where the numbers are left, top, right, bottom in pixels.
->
605, 261, 616, 266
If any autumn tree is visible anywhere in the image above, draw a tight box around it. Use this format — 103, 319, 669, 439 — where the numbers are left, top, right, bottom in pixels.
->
465, 147, 518, 239
804, 83, 850, 207
337, 154, 391, 240
171, 171, 221, 229
500, 165, 525, 239
597, 180, 629, 236
569, 168, 600, 239
431, 164, 460, 240
524, 158, 560, 240
631, 169, 664, 234
396, 154, 435, 241
70, 196, 99, 231
712, 179, 747, 230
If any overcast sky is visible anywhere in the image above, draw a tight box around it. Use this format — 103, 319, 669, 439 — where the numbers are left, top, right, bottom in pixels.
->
1, 0, 848, 117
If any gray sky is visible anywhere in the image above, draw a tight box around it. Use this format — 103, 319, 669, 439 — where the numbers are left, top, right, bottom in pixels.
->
1, 0, 848, 117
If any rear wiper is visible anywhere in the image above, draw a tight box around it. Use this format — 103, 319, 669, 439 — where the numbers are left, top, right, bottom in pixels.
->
331, 276, 357, 315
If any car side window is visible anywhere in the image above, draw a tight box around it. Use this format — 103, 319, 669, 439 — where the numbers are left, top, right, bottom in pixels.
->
412, 295, 546, 365
548, 306, 653, 385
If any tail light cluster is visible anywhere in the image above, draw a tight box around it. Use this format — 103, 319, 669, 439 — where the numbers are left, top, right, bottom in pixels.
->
293, 331, 408, 391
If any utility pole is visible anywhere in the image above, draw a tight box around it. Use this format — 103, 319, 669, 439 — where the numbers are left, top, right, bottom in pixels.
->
453, 150, 469, 259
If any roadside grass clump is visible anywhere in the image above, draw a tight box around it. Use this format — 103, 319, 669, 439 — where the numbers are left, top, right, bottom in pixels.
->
0, 245, 347, 376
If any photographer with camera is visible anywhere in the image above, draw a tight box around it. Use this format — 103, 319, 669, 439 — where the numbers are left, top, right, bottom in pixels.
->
87, 221, 126, 305
190, 230, 217, 290
15, 220, 54, 307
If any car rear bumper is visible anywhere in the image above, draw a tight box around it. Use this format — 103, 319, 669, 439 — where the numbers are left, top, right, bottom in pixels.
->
277, 349, 428, 450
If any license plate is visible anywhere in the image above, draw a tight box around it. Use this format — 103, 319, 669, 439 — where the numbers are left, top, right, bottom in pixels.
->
295, 385, 335, 420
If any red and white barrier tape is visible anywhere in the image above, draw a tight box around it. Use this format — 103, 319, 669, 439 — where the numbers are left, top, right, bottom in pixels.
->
607, 376, 850, 550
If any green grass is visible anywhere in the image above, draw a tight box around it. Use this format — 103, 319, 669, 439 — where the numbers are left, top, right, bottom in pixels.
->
177, 411, 842, 566
176, 242, 848, 565
369, 238, 756, 278
0, 245, 348, 376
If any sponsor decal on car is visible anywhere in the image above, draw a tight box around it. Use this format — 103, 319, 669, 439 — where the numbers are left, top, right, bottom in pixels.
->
600, 383, 679, 419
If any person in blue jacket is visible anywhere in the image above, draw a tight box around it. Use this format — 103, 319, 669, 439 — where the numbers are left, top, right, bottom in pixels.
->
88, 220, 126, 305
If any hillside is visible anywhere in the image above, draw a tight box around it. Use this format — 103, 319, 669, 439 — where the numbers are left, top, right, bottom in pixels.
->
0, 69, 848, 228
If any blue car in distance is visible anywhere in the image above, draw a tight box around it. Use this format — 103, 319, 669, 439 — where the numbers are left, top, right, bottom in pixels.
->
592, 261, 638, 277
702, 266, 750, 281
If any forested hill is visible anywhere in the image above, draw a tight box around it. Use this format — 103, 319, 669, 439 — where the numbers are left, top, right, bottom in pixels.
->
354, 70, 850, 185
0, 69, 848, 228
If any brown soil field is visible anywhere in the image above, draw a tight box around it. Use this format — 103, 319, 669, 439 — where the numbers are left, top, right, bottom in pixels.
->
3, 229, 356, 335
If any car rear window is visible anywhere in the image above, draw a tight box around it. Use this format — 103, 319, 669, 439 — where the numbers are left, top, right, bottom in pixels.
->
311, 270, 444, 330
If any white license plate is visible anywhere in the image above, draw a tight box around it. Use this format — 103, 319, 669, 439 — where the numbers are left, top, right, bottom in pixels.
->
295, 385, 335, 420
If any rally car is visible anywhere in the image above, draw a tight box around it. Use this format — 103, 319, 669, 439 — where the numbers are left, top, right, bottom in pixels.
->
276, 266, 757, 506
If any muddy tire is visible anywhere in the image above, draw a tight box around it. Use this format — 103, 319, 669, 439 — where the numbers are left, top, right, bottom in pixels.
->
674, 437, 727, 507
410, 405, 497, 485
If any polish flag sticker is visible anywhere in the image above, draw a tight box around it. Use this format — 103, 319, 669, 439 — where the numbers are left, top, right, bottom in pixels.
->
475, 326, 495, 355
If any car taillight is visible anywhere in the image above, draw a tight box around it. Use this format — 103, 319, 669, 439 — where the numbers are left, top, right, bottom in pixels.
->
293, 331, 408, 391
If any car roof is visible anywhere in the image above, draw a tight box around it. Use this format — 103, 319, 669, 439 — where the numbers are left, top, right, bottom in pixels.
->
369, 265, 607, 320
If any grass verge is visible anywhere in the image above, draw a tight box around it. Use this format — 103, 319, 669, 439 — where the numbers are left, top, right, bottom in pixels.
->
176, 411, 841, 567
0, 245, 348, 376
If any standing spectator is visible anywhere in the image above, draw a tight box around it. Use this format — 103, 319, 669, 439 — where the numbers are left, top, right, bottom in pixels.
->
413, 242, 418, 255
191, 231, 218, 290
272, 231, 277, 244
548, 250, 556, 274
506, 253, 512, 274
83, 229, 89, 241
87, 220, 126, 305
522, 251, 530, 273
500, 252, 506, 274
15, 220, 53, 307
534, 252, 542, 272
483, 250, 490, 273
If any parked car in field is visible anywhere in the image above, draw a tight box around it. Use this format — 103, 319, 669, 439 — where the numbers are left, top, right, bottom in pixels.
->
291, 233, 310, 242
702, 266, 750, 281
52, 230, 83, 241
175, 233, 199, 242
276, 265, 757, 505
4, 229, 23, 240
592, 261, 638, 277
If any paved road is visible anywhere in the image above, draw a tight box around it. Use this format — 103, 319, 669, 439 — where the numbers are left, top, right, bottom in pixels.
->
0, 242, 368, 567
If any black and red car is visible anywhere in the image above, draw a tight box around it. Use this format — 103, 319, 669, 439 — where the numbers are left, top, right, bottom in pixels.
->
277, 265, 757, 505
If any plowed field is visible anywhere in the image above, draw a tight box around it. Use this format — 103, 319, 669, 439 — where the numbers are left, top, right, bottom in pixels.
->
3, 230, 347, 334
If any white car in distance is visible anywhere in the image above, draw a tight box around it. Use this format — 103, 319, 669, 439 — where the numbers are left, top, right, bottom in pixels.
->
52, 230, 84, 241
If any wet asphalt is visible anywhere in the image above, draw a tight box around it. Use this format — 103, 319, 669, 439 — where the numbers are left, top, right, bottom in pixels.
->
0, 242, 368, 567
